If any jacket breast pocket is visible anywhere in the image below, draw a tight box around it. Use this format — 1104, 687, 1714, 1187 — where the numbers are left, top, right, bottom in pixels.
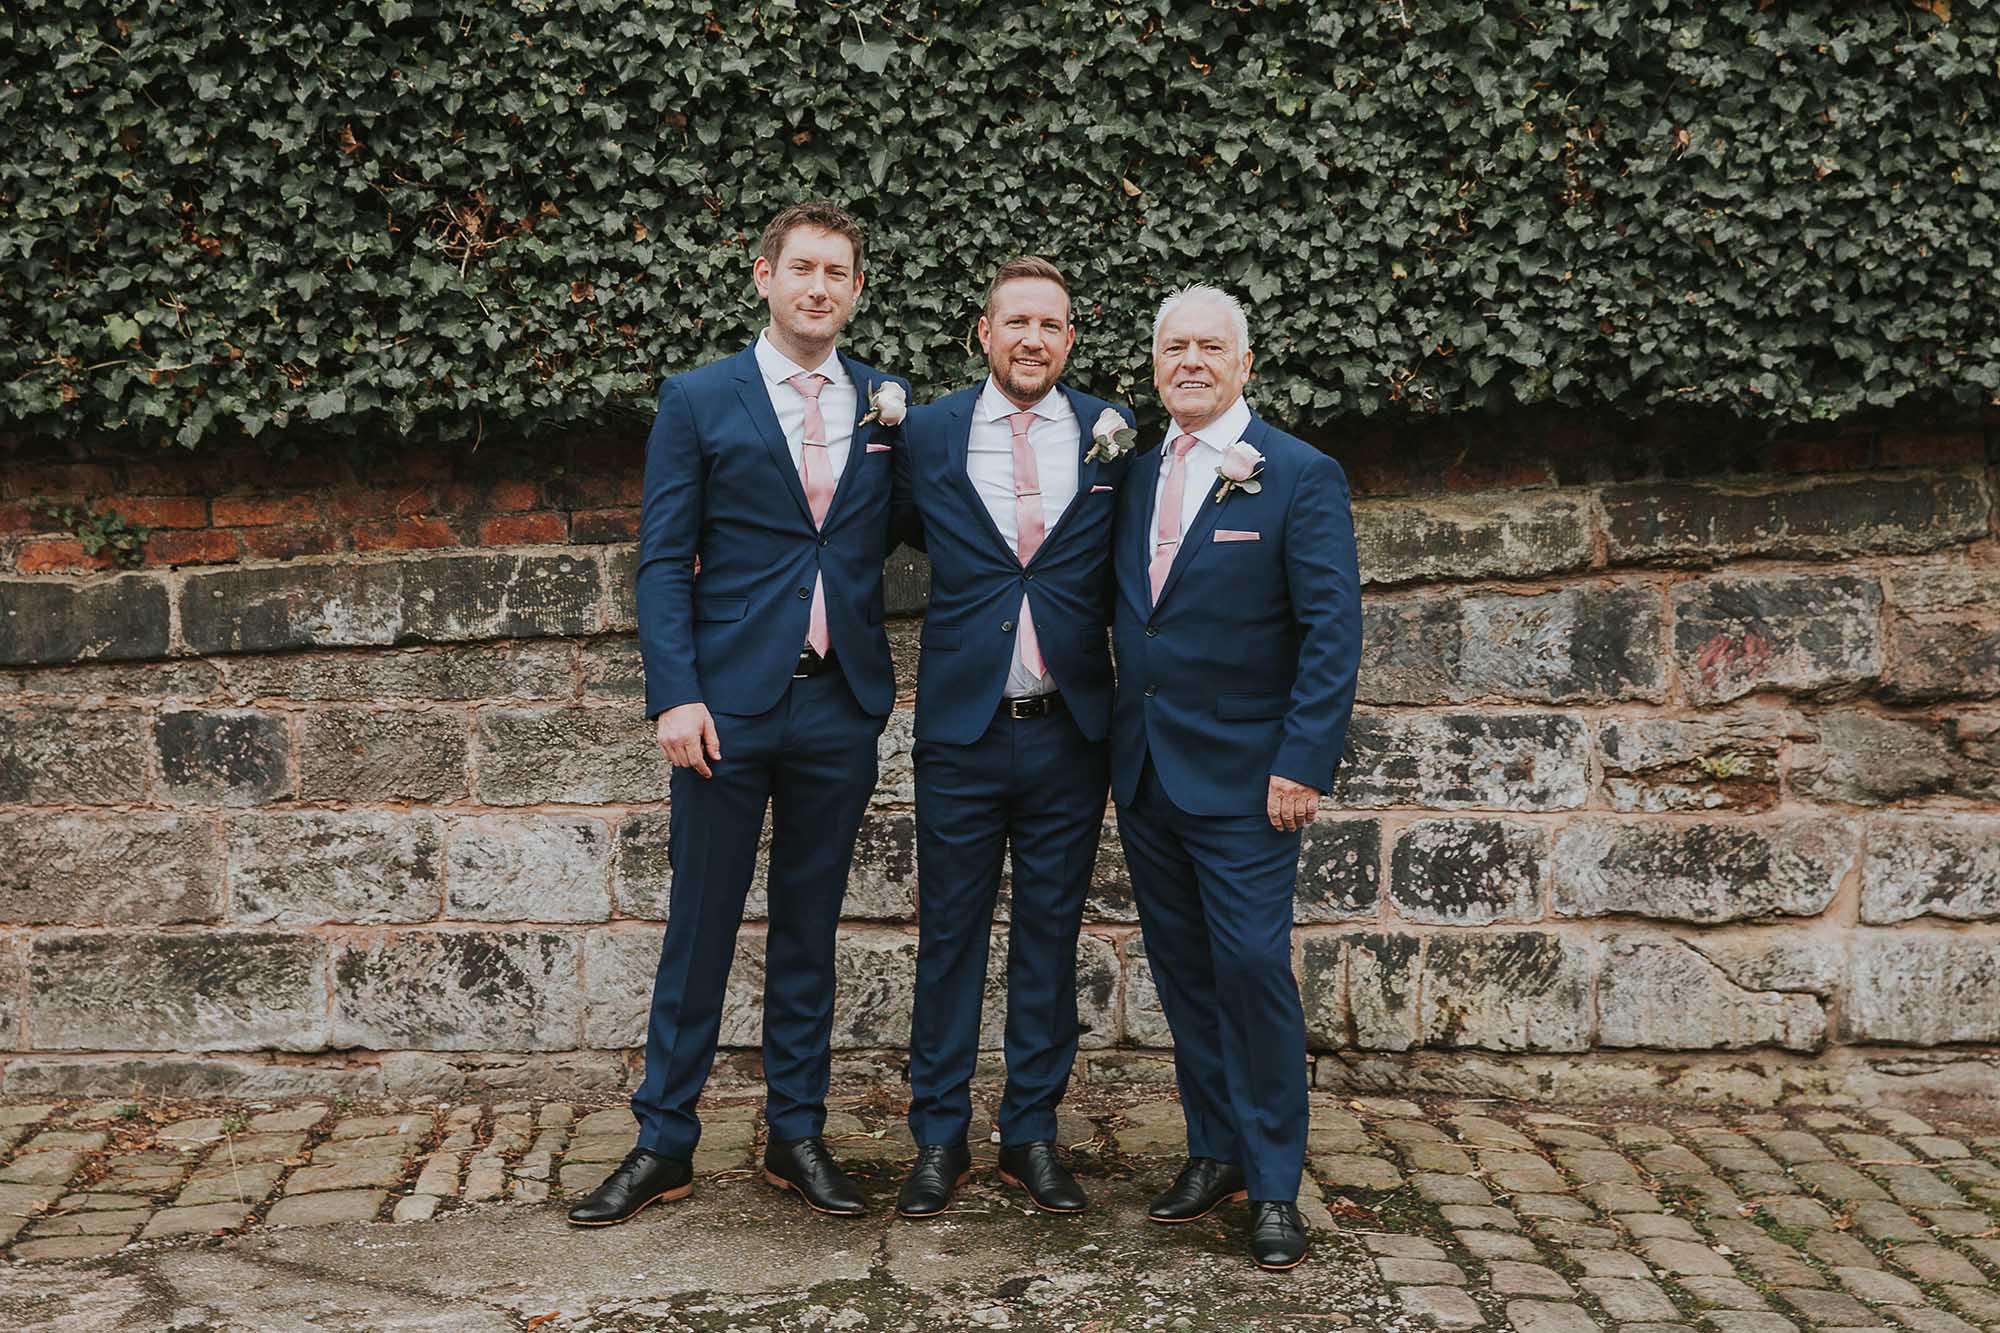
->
695, 597, 748, 622
922, 622, 961, 650
1216, 693, 1287, 720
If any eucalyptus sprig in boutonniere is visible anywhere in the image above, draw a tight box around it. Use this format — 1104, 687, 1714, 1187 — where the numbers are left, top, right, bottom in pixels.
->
1083, 407, 1137, 463
1214, 440, 1265, 501
859, 380, 907, 427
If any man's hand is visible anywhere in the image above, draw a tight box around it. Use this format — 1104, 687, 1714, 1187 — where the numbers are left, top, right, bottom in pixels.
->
1267, 775, 1321, 832
657, 702, 721, 778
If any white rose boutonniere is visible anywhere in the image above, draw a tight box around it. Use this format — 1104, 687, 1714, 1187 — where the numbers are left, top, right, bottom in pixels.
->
1214, 441, 1265, 501
1083, 407, 1137, 463
860, 381, 907, 427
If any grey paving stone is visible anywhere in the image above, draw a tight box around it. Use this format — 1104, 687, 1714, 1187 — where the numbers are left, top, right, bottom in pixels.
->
1569, 1249, 1653, 1279
1642, 1238, 1734, 1277
1458, 1230, 1543, 1261
247, 1104, 328, 1132
1774, 1287, 1876, 1326
1414, 1171, 1493, 1205
1488, 1261, 1575, 1298
1582, 1278, 1681, 1321
1832, 1266, 1926, 1306
1442, 1205, 1520, 1229
1677, 1277, 1768, 1310
1362, 1233, 1448, 1259
1377, 1257, 1467, 1285
1505, 1301, 1599, 1333
285, 1157, 409, 1194
263, 1189, 388, 1227
140, 1202, 253, 1239
13, 1235, 127, 1261
1887, 1244, 1985, 1286
1399, 1285, 1485, 1328
1700, 1315, 1799, 1333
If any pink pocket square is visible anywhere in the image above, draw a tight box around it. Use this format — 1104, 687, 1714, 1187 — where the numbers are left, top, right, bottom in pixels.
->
1214, 529, 1261, 543
865, 442, 893, 453
1090, 484, 1115, 493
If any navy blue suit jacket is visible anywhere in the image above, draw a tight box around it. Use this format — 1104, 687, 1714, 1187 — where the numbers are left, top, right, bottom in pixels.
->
634, 344, 910, 721
897, 383, 1136, 745
1109, 414, 1362, 817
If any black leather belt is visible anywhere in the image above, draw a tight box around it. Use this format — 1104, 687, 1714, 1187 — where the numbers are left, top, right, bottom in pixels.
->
1003, 692, 1065, 720
794, 646, 838, 678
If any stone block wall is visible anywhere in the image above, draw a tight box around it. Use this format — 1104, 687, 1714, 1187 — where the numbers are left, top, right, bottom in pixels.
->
1, 419, 1997, 1102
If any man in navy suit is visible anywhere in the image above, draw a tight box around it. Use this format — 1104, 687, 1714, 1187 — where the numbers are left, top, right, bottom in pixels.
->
569, 201, 911, 1226
891, 258, 1137, 1219
1110, 284, 1361, 1269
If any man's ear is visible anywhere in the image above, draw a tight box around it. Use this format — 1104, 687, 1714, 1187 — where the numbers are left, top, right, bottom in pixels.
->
752, 255, 772, 298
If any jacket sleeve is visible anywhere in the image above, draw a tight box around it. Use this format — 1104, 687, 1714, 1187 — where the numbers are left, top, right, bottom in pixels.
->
1270, 452, 1362, 791
634, 376, 705, 719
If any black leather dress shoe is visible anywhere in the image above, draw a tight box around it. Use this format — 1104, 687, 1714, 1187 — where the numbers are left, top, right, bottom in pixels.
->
763, 1135, 865, 1216
1249, 1200, 1308, 1270
896, 1141, 973, 1218
1147, 1157, 1248, 1223
566, 1147, 693, 1226
996, 1141, 1087, 1213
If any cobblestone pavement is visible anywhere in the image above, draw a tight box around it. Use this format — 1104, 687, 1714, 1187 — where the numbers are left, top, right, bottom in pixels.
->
2, 1085, 1998, 1331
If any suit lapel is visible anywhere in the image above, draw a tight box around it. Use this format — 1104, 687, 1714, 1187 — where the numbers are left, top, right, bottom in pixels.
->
823, 351, 875, 526
1029, 383, 1099, 564
1125, 443, 1165, 608
734, 346, 813, 526
1152, 415, 1266, 610
946, 392, 1015, 560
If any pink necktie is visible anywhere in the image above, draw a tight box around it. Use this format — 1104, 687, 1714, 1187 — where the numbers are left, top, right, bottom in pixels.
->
1149, 433, 1200, 605
1006, 410, 1046, 679
788, 372, 833, 656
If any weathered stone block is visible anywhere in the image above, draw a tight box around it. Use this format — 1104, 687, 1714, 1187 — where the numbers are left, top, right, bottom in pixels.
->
833, 811, 917, 922
580, 637, 645, 699
1300, 933, 1348, 1049
1334, 711, 1590, 811
1882, 561, 2000, 703
1460, 585, 1665, 704
1419, 934, 1593, 1052
0, 937, 21, 1049
28, 932, 328, 1051
11, 659, 220, 698
1863, 815, 2000, 924
695, 928, 923, 1050
1598, 936, 1826, 1052
0, 813, 220, 926
398, 552, 601, 642
445, 815, 612, 922
0, 707, 149, 803
296, 707, 468, 803
1297, 819, 1381, 922
1346, 933, 1421, 1051
1672, 575, 1881, 704
0, 576, 171, 666
0, 1056, 378, 1100
975, 930, 1117, 1051
180, 561, 404, 654
1597, 713, 1790, 813
1845, 933, 2000, 1044
227, 811, 441, 926
874, 708, 915, 807
222, 642, 576, 702
1390, 819, 1546, 925
1355, 493, 1594, 586
599, 545, 641, 634
1553, 818, 1855, 923
1121, 933, 1172, 1047
1693, 932, 1843, 997
884, 549, 931, 617
1791, 711, 2000, 806
155, 708, 292, 804
612, 811, 671, 920
1603, 473, 1990, 564
1087, 813, 1138, 922
331, 930, 581, 1051
472, 707, 665, 804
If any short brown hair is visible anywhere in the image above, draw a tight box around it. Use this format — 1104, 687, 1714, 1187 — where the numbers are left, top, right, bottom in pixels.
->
759, 201, 866, 272
984, 256, 1070, 319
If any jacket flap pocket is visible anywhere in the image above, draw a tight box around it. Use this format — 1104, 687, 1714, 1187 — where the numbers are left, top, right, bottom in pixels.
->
694, 596, 748, 623
921, 622, 961, 650
1216, 692, 1287, 720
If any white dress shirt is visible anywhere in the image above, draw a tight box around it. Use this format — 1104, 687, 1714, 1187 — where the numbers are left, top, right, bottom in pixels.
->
755, 329, 856, 479
966, 377, 1079, 696
1149, 395, 1253, 547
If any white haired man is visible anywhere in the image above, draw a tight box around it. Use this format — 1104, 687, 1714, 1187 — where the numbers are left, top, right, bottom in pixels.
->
1107, 284, 1361, 1269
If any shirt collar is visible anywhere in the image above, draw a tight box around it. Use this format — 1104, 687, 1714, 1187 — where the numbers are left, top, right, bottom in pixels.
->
1168, 396, 1253, 453
977, 376, 1065, 424
756, 329, 845, 388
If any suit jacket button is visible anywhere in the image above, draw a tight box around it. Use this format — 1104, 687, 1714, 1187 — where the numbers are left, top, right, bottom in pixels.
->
819, 537, 829, 547
797, 587, 810, 599
1145, 625, 1158, 637
1024, 571, 1034, 580
1001, 620, 1014, 633
1143, 684, 1157, 697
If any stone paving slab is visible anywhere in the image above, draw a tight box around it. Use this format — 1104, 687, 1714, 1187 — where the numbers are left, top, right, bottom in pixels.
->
0, 1088, 1996, 1330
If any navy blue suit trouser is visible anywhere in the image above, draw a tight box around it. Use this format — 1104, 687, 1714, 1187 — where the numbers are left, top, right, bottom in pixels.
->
1118, 760, 1308, 1203
631, 670, 883, 1157
907, 706, 1109, 1147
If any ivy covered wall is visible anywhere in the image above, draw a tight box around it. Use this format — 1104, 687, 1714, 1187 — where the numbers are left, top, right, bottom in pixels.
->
2, 1, 1995, 448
